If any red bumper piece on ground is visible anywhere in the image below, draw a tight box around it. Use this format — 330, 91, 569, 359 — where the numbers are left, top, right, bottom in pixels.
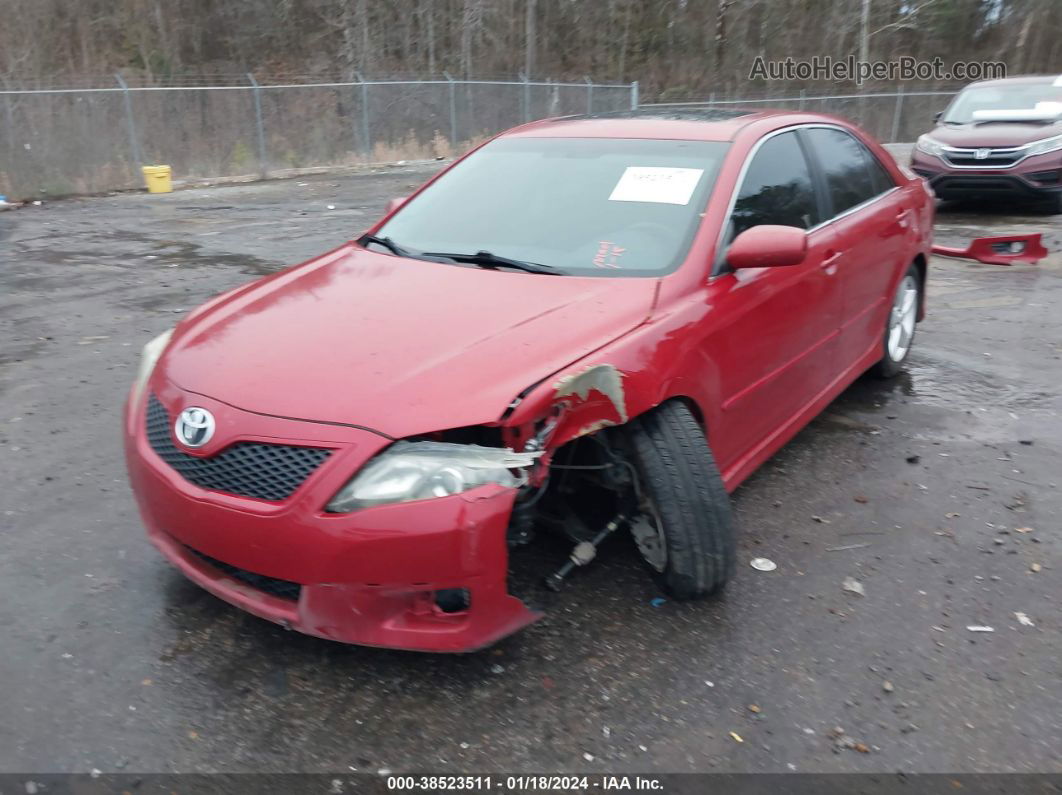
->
932, 233, 1048, 266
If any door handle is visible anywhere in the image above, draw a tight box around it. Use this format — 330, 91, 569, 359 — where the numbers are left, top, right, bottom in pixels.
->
820, 249, 841, 274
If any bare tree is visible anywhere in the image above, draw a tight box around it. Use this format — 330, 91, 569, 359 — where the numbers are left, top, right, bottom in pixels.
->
525, 0, 537, 77
1, 0, 1059, 98
715, 0, 735, 72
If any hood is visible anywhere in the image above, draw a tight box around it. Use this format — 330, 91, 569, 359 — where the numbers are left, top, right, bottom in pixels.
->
162, 245, 657, 438
930, 120, 1062, 148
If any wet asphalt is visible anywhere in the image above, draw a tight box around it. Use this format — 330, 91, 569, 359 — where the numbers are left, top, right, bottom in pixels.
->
1, 161, 1060, 775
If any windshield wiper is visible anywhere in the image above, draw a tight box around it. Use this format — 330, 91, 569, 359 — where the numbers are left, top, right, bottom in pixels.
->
359, 234, 411, 257
361, 236, 566, 274
422, 250, 566, 275
972, 118, 1055, 126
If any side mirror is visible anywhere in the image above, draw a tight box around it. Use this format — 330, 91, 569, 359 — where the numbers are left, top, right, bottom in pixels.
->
933, 111, 943, 123
386, 196, 408, 214
727, 225, 807, 270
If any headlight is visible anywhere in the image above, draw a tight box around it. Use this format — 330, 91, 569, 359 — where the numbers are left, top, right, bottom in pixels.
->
325, 441, 541, 514
916, 135, 945, 158
132, 328, 174, 401
1023, 134, 1062, 158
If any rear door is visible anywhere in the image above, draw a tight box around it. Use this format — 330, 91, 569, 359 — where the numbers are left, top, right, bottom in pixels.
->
802, 127, 910, 371
704, 129, 843, 476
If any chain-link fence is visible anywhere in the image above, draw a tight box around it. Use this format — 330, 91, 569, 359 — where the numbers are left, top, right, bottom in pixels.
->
644, 87, 960, 147
0, 76, 637, 199
2, 79, 961, 200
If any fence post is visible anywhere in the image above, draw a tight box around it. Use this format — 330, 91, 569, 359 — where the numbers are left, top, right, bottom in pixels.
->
348, 78, 361, 154
444, 71, 458, 148
630, 81, 639, 110
2, 95, 14, 159
520, 72, 530, 122
585, 76, 593, 115
246, 73, 267, 178
357, 73, 372, 159
547, 77, 559, 116
114, 73, 143, 173
799, 88, 806, 111
890, 84, 905, 143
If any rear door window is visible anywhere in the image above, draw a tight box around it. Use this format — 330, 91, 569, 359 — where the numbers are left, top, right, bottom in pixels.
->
730, 131, 819, 237
805, 128, 892, 216
866, 149, 897, 195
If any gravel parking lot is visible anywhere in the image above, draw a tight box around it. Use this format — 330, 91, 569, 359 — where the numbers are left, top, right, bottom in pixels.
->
1, 163, 1060, 774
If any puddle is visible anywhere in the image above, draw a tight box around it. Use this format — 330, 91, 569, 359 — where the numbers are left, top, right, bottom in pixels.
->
832, 353, 1053, 417
0, 339, 45, 367
9, 226, 282, 276
120, 292, 194, 312
85, 229, 282, 275
903, 358, 1053, 410
933, 202, 1062, 253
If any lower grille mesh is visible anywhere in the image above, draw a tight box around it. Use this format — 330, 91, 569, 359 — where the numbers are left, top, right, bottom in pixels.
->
186, 545, 302, 602
145, 394, 332, 501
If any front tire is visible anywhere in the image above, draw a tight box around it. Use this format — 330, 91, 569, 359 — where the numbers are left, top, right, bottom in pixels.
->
873, 264, 921, 378
625, 401, 735, 599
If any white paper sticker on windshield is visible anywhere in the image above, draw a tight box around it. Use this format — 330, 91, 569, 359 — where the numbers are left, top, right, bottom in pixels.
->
608, 167, 704, 205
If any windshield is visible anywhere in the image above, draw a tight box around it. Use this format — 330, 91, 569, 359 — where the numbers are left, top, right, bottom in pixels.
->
374, 137, 729, 276
943, 83, 1062, 123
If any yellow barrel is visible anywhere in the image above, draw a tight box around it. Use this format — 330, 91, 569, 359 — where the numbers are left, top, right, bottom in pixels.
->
142, 165, 173, 194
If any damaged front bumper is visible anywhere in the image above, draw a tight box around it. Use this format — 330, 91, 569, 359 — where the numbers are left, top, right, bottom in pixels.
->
124, 388, 540, 653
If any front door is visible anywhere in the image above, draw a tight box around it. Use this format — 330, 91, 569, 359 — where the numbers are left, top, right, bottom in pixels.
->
702, 130, 843, 481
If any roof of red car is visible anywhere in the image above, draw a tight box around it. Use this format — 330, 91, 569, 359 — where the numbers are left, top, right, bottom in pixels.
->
508, 107, 788, 142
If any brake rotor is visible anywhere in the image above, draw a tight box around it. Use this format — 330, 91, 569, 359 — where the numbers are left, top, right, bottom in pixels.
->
630, 497, 667, 573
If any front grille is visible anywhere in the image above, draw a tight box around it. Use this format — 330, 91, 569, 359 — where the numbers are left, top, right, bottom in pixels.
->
146, 394, 332, 501
934, 177, 1023, 192
942, 148, 1022, 168
186, 545, 302, 601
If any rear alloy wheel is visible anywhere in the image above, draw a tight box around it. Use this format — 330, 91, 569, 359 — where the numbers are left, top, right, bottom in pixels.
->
873, 265, 921, 378
625, 401, 735, 599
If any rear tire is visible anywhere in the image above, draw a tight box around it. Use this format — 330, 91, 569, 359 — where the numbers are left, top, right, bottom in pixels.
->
872, 264, 921, 378
625, 401, 735, 599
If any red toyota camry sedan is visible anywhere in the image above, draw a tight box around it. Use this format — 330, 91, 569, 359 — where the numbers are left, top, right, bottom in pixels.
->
124, 109, 934, 652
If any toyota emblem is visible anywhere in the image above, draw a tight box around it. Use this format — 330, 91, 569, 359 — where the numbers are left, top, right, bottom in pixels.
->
175, 407, 215, 448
